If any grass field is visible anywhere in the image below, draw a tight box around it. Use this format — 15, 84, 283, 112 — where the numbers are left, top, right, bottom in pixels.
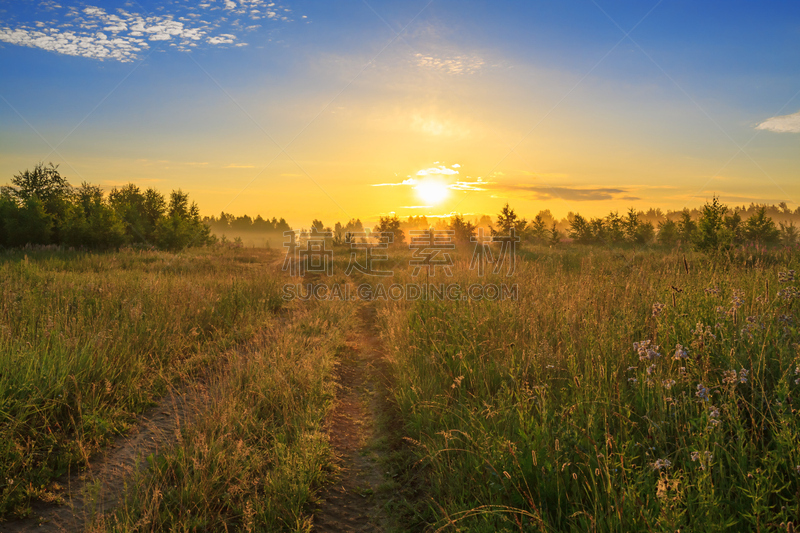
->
376, 246, 800, 531
0, 247, 284, 520
1, 244, 799, 531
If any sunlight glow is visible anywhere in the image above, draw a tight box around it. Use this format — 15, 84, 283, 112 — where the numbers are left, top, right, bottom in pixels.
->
415, 180, 450, 205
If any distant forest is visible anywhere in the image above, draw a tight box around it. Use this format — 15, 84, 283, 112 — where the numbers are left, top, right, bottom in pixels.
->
1, 163, 798, 251
207, 197, 799, 251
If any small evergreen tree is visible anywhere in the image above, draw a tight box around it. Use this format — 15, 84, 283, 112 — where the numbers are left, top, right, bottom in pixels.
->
677, 210, 696, 246
492, 203, 526, 239
450, 214, 476, 245
694, 196, 728, 252
743, 206, 780, 245
528, 214, 548, 244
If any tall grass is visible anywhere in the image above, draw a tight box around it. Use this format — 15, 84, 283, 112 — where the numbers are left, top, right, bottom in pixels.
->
0, 247, 284, 519
378, 247, 800, 531
91, 298, 354, 532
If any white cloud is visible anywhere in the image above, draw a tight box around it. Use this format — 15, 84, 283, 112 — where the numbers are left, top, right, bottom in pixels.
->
0, 1, 303, 62
0, 26, 145, 61
208, 33, 235, 44
417, 166, 459, 176
756, 110, 800, 133
373, 178, 417, 187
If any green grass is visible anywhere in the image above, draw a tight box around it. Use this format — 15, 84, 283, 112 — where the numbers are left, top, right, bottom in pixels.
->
4, 243, 800, 532
90, 298, 354, 532
377, 245, 800, 531
0, 247, 284, 519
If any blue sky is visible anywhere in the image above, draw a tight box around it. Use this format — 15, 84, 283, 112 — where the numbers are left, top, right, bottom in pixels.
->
1, 0, 799, 225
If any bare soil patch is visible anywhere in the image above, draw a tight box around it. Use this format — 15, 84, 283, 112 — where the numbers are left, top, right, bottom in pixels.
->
313, 304, 392, 533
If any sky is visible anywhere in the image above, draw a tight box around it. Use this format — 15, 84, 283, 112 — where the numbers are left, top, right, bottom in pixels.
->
1, 0, 799, 228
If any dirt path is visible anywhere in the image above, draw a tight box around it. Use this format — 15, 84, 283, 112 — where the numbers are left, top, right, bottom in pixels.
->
313, 304, 392, 533
0, 384, 208, 533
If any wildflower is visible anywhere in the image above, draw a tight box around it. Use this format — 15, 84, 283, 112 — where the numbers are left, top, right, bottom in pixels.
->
662, 379, 676, 389
730, 290, 745, 309
691, 322, 716, 349
647, 364, 657, 375
635, 340, 662, 361
696, 383, 710, 401
705, 286, 720, 296
627, 366, 638, 372
546, 365, 554, 369
778, 270, 796, 283
673, 344, 688, 360
653, 458, 672, 470
628, 377, 638, 384
738, 368, 749, 384
722, 370, 738, 385
691, 450, 713, 470
652, 302, 666, 317
778, 286, 800, 301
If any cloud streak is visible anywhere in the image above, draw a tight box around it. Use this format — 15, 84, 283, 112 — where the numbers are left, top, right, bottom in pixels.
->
492, 185, 636, 202
756, 110, 800, 133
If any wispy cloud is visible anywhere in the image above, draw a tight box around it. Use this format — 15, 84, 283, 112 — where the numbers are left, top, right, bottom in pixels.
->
491, 185, 635, 202
372, 164, 489, 193
0, 0, 302, 62
756, 110, 800, 133
416, 165, 459, 176
372, 177, 417, 187
414, 52, 484, 74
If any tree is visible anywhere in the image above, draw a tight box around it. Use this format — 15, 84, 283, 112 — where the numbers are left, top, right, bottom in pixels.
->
549, 222, 561, 246
677, 210, 697, 247
743, 206, 780, 245
1, 195, 53, 246
528, 214, 548, 244
722, 210, 744, 247
374, 215, 404, 246
657, 218, 679, 246
155, 190, 213, 250
142, 188, 167, 239
569, 213, 593, 244
62, 183, 127, 249
109, 183, 152, 244
780, 221, 798, 246
9, 163, 73, 243
492, 203, 526, 238
694, 196, 728, 252
450, 214, 476, 245
605, 211, 625, 245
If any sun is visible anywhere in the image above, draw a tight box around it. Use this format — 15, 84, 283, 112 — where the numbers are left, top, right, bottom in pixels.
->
414, 180, 450, 205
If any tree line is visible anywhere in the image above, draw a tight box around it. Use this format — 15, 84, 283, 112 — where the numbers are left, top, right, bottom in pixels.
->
2, 163, 796, 253
0, 163, 212, 250
312, 199, 797, 252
